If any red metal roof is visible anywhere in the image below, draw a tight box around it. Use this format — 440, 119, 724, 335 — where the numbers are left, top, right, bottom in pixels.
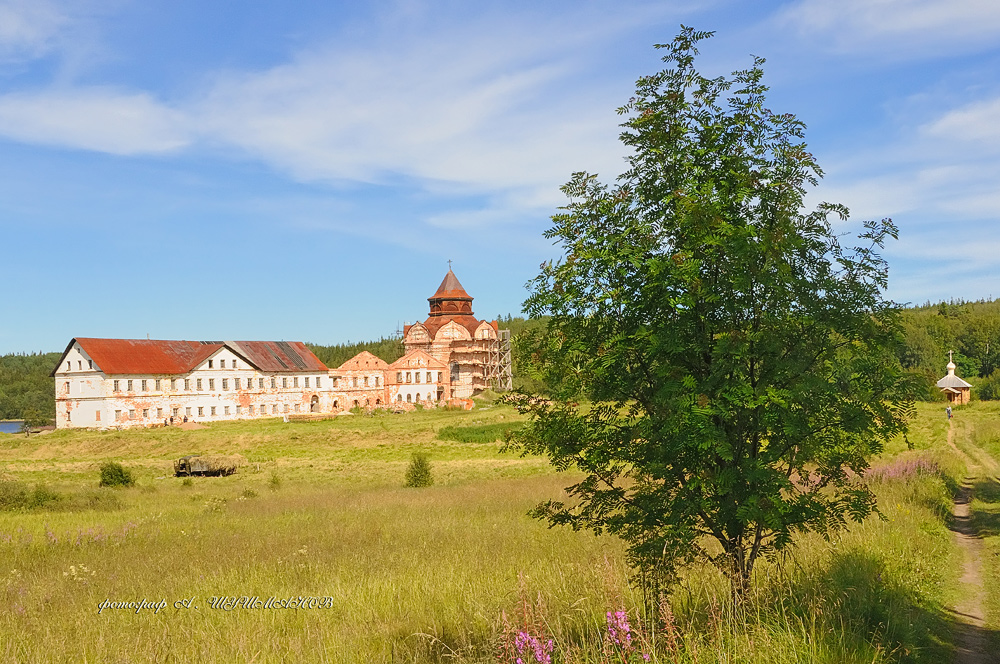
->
229, 341, 328, 373
67, 338, 223, 375
429, 269, 472, 301
54, 338, 327, 376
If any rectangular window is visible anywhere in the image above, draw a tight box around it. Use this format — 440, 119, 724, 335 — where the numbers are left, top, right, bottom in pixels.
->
142, 408, 149, 418
115, 409, 122, 421
113, 379, 120, 392
260, 378, 265, 389
304, 377, 310, 388
316, 376, 322, 388
95, 411, 101, 422
283, 377, 288, 388
235, 405, 241, 415
406, 372, 412, 383
66, 361, 70, 370
141, 379, 147, 391
208, 360, 213, 369
294, 404, 300, 412
209, 379, 215, 390
156, 408, 162, 418
415, 372, 421, 383
129, 409, 136, 419
185, 379, 191, 391
172, 408, 179, 417
271, 377, 276, 389
210, 406, 216, 416
77, 360, 82, 370
233, 361, 237, 369
186, 407, 192, 417
272, 404, 278, 414
224, 406, 230, 415
170, 378, 176, 391
353, 376, 358, 387
198, 407, 204, 417
220, 359, 226, 369
234, 377, 241, 390
293, 377, 299, 388
222, 379, 228, 390
397, 372, 403, 383
197, 379, 203, 390
88, 360, 93, 370
64, 381, 70, 394
155, 379, 161, 391
127, 379, 134, 391
249, 405, 255, 415
437, 372, 442, 383
284, 404, 290, 413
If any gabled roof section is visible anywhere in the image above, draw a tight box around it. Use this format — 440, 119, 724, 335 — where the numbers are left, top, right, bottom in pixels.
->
229, 341, 328, 373
54, 338, 223, 376
430, 269, 472, 301
388, 349, 448, 370
334, 351, 390, 372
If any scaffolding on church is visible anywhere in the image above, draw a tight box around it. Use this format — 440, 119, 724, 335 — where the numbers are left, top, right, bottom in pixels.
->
485, 329, 513, 391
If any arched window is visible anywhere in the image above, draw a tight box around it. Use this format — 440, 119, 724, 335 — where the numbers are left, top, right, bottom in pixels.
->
333, 399, 339, 409
415, 393, 421, 402
397, 394, 403, 402
406, 394, 412, 403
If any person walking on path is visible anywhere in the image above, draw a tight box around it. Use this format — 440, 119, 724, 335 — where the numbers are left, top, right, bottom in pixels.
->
947, 405, 953, 420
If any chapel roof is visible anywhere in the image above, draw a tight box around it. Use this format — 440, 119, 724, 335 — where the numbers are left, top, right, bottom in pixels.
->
429, 269, 473, 302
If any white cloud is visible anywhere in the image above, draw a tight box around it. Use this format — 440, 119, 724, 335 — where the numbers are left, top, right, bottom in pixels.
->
777, 0, 1000, 56
0, 0, 66, 61
0, 89, 190, 154
922, 96, 1000, 146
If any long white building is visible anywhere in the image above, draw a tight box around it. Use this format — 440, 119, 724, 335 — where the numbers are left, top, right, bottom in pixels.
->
51, 338, 337, 429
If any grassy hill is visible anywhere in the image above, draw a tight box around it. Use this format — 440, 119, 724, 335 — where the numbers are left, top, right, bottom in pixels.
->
0, 401, 992, 662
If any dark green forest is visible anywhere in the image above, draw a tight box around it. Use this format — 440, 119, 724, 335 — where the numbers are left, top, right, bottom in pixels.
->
0, 352, 60, 422
2, 302, 997, 423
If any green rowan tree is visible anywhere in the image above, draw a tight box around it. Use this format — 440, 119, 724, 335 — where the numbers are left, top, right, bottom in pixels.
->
507, 27, 914, 600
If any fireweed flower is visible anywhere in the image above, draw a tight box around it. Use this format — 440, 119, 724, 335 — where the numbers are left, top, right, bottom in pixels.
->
513, 631, 553, 664
606, 610, 633, 647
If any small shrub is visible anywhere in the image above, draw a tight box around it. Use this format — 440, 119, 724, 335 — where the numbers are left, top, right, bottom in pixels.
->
0, 480, 62, 511
405, 452, 433, 488
241, 488, 258, 499
268, 472, 282, 490
98, 462, 135, 488
181, 477, 193, 487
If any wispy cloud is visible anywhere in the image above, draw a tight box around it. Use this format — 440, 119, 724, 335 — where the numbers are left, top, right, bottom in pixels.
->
777, 0, 1000, 57
0, 0, 66, 62
0, 88, 189, 154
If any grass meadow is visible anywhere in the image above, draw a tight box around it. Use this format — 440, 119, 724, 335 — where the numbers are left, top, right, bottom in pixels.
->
0, 401, 991, 662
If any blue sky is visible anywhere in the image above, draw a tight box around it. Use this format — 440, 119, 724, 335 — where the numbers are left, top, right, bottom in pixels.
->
1, 0, 999, 354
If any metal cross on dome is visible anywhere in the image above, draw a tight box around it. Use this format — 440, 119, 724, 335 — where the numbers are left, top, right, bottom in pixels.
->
448, 259, 453, 269
949, 350, 954, 363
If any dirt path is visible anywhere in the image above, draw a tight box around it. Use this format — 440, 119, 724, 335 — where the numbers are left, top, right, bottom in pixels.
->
948, 421, 992, 664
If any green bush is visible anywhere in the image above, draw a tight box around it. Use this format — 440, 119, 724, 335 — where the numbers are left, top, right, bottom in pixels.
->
0, 480, 62, 511
405, 452, 433, 488
98, 462, 135, 488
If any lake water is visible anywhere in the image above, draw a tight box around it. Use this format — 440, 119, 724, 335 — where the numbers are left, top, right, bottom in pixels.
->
0, 421, 24, 434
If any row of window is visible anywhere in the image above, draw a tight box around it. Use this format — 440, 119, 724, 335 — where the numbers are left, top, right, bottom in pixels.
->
65, 359, 94, 371
395, 371, 441, 384
112, 402, 306, 422
109, 376, 325, 394
397, 393, 437, 403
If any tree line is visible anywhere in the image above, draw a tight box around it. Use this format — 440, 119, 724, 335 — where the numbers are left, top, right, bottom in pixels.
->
899, 298, 1000, 400
1, 300, 997, 425
0, 352, 60, 422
